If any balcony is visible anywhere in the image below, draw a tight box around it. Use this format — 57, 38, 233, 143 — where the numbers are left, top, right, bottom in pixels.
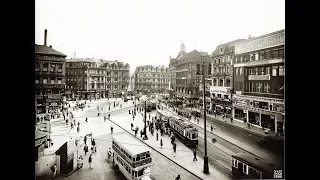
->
57, 69, 62, 73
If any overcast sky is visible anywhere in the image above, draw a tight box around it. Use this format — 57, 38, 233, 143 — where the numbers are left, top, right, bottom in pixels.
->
35, 0, 285, 73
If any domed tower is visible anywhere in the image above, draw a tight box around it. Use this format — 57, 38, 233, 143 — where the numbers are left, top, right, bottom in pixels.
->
176, 41, 186, 60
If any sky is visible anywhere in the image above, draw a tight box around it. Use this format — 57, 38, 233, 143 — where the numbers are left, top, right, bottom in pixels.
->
35, 0, 285, 74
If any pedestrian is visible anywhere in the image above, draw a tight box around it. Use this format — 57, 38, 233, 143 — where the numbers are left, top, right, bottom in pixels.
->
51, 164, 57, 178
149, 113, 150, 120
92, 139, 96, 149
109, 106, 110, 111
84, 135, 87, 144
140, 130, 143, 138
156, 132, 158, 141
173, 142, 177, 153
120, 104, 122, 108
111, 126, 113, 134
160, 138, 163, 149
135, 129, 137, 136
85, 117, 88, 122
88, 155, 93, 169
193, 149, 197, 161
84, 144, 88, 155
133, 115, 135, 121
131, 122, 133, 130
78, 121, 80, 127
197, 118, 199, 124
104, 115, 107, 122
211, 125, 213, 132
108, 113, 110, 120
77, 126, 80, 133
175, 175, 181, 180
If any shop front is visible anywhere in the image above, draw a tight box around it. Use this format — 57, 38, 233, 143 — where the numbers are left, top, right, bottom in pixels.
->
233, 95, 284, 134
210, 86, 232, 116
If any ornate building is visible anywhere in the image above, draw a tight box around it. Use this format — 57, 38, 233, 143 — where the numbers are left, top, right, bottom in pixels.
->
134, 65, 169, 94
66, 59, 130, 99
233, 29, 285, 134
209, 39, 245, 115
35, 29, 67, 113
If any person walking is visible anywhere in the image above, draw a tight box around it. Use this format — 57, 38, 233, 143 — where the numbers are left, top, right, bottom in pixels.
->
160, 138, 163, 149
193, 149, 197, 161
173, 142, 177, 153
175, 175, 181, 180
91, 139, 96, 152
78, 121, 80, 127
88, 155, 93, 170
77, 126, 80, 134
132, 115, 135, 121
108, 106, 110, 111
149, 113, 150, 120
104, 115, 107, 122
84, 144, 88, 155
111, 126, 113, 134
156, 132, 159, 141
108, 113, 110, 120
131, 122, 134, 130
211, 125, 213, 132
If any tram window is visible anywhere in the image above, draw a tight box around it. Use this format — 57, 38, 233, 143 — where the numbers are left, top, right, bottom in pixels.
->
232, 159, 238, 168
243, 164, 248, 174
192, 133, 196, 139
248, 167, 260, 179
133, 157, 135, 162
136, 156, 140, 161
146, 153, 150, 158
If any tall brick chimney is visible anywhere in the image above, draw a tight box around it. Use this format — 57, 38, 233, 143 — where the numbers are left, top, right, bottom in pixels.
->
44, 29, 47, 46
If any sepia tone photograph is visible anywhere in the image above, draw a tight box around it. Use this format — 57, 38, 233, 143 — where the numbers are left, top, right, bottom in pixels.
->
35, 0, 285, 179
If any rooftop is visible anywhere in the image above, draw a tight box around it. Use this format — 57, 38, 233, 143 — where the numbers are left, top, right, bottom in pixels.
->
35, 45, 67, 57
112, 133, 151, 157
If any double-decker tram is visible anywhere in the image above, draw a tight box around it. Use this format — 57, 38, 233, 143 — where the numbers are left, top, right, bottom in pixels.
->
167, 115, 198, 147
112, 133, 153, 180
232, 153, 283, 179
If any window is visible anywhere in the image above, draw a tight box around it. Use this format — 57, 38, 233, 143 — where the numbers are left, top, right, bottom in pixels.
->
273, 48, 279, 58
257, 83, 262, 92
50, 77, 55, 84
235, 68, 238, 76
235, 82, 239, 90
259, 51, 265, 60
219, 67, 222, 73
266, 67, 270, 75
248, 83, 251, 92
226, 79, 231, 87
243, 164, 248, 175
272, 66, 278, 76
252, 82, 255, 92
260, 67, 264, 75
250, 54, 254, 61
255, 53, 259, 61
239, 67, 242, 75
264, 83, 270, 93
245, 68, 248, 76
43, 78, 47, 84
265, 50, 271, 59
227, 66, 230, 73
239, 82, 242, 89
232, 159, 238, 168
255, 68, 259, 75
249, 69, 253, 75
50, 64, 56, 72
219, 79, 223, 86
279, 66, 284, 76
43, 64, 48, 71
58, 77, 62, 84
240, 57, 243, 62
279, 48, 284, 58
114, 78, 118, 82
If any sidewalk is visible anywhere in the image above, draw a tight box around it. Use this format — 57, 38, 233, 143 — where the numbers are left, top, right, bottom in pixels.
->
162, 105, 281, 163
110, 112, 230, 180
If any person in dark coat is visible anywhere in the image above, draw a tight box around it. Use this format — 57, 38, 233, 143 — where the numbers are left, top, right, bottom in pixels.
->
84, 144, 88, 155
173, 142, 177, 153
156, 132, 158, 141
84, 135, 87, 144
88, 155, 93, 169
160, 138, 163, 149
193, 149, 197, 161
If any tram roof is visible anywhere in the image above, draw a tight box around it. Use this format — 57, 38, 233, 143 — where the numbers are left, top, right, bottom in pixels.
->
232, 153, 280, 174
112, 133, 151, 157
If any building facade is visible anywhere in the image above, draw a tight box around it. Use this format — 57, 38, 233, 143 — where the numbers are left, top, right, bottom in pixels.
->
134, 65, 170, 94
35, 30, 67, 113
209, 39, 245, 116
233, 29, 285, 134
66, 59, 130, 99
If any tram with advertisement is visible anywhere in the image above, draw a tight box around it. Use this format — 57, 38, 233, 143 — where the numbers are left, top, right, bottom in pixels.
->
112, 133, 153, 180
167, 113, 198, 148
231, 153, 284, 179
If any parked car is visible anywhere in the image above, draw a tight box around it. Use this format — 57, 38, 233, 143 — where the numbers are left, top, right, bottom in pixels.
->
191, 111, 201, 117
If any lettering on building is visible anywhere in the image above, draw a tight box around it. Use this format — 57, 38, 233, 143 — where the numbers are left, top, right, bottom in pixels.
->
248, 75, 270, 81
235, 31, 285, 54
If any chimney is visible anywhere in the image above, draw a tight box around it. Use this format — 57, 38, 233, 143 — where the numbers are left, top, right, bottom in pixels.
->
49, 45, 52, 48
44, 29, 47, 46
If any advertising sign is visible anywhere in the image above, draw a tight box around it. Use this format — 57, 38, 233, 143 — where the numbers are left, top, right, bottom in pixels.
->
209, 86, 230, 94
248, 75, 270, 81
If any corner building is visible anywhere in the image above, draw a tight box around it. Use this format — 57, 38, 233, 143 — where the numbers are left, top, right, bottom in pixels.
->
233, 29, 284, 134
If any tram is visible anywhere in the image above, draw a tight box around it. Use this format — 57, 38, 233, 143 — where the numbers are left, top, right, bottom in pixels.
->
148, 100, 157, 110
167, 114, 198, 147
231, 153, 283, 179
112, 133, 153, 180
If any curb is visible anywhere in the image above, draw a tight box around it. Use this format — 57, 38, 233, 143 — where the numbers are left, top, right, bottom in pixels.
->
108, 119, 203, 180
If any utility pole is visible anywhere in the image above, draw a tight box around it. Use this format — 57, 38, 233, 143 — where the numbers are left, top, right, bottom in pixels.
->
202, 56, 209, 174
143, 100, 148, 140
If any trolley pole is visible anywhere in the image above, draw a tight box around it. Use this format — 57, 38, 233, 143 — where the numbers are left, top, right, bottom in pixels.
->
143, 100, 148, 140
202, 56, 209, 174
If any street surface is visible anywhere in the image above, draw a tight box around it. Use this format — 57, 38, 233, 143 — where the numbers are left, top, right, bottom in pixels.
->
36, 99, 202, 180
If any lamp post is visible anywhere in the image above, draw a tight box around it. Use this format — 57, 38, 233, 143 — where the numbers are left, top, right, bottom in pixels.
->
198, 55, 209, 174
143, 100, 148, 140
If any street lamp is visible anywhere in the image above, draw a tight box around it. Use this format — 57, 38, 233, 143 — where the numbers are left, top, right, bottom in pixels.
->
143, 100, 148, 140
197, 55, 210, 174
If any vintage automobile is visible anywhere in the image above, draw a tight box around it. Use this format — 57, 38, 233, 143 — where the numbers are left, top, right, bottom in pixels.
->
191, 111, 201, 117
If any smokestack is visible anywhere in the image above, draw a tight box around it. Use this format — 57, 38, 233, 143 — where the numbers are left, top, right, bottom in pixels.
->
44, 29, 47, 46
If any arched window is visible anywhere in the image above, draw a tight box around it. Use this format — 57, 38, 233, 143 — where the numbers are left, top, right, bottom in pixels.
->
213, 79, 217, 86
219, 79, 224, 86
226, 79, 231, 87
